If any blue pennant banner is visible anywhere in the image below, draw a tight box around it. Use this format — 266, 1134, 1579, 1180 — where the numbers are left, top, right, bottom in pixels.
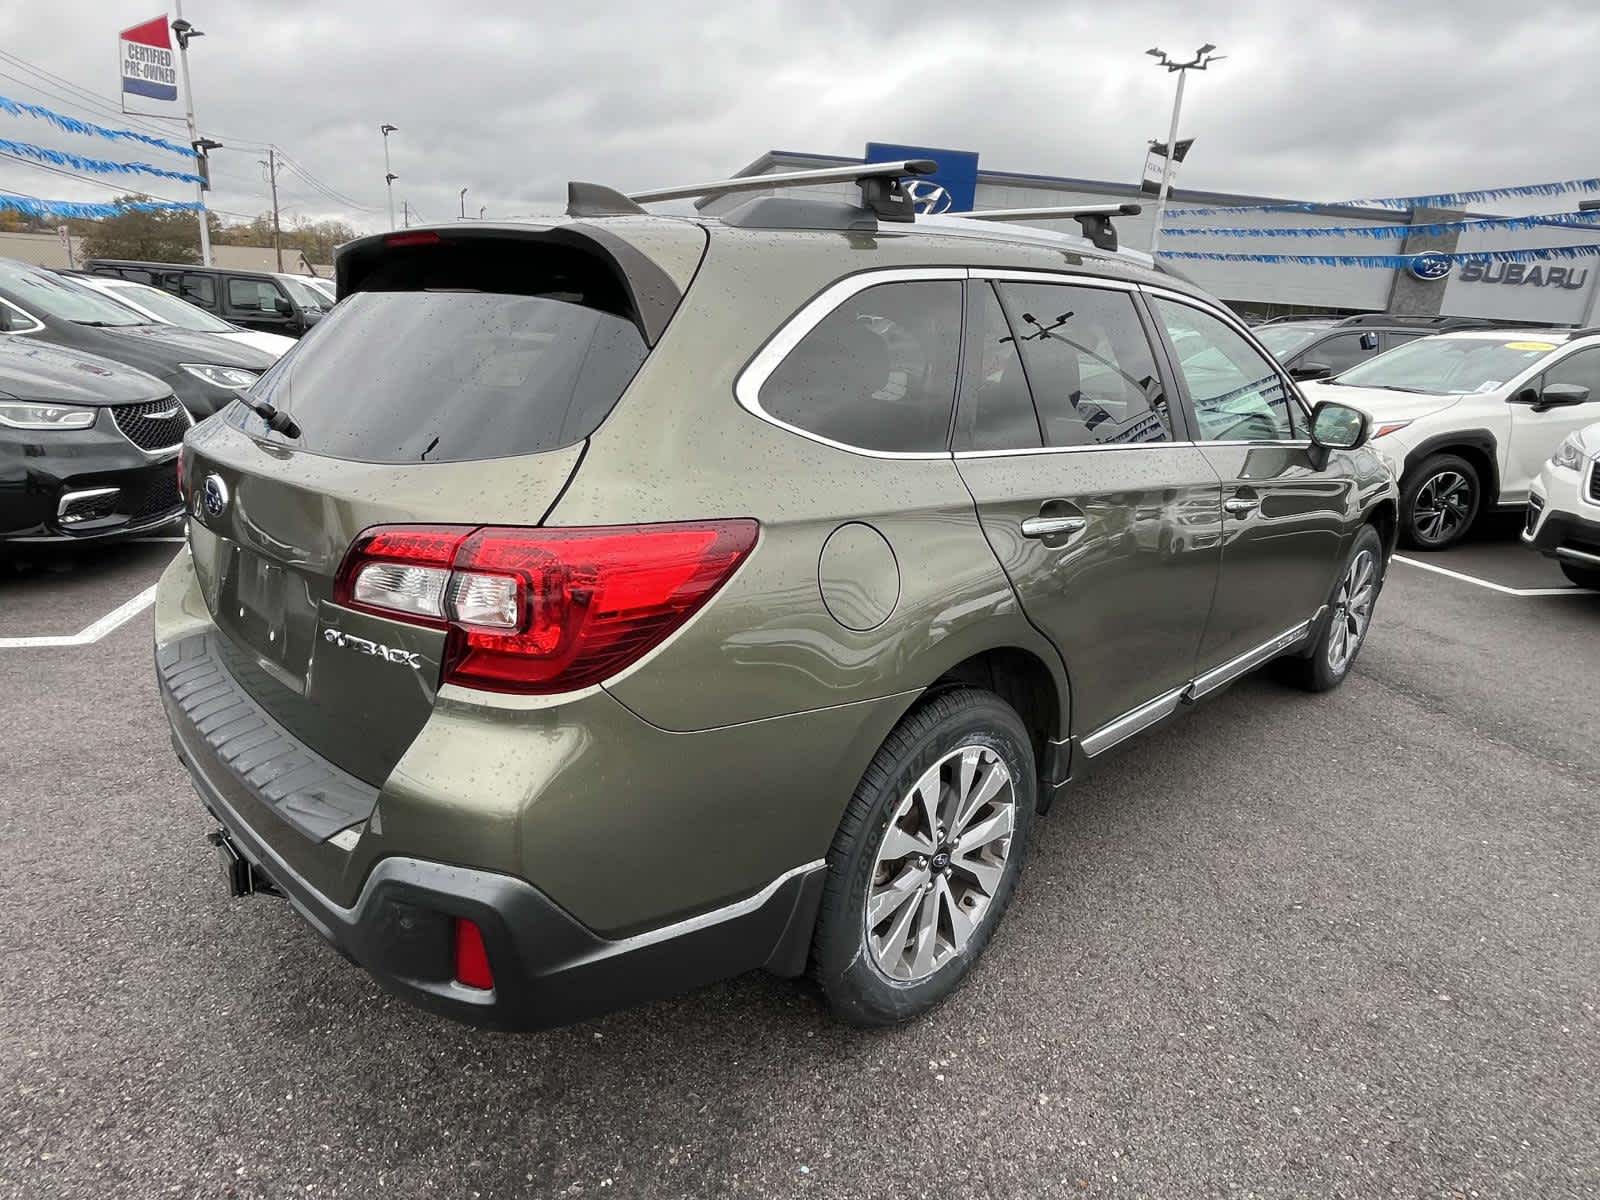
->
0, 192, 203, 220
1158, 244, 1600, 269
0, 136, 203, 184
1161, 210, 1600, 240
1167, 175, 1600, 216
0, 94, 196, 158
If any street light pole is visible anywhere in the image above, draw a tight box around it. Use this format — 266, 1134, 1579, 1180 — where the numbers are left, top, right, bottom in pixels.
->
381, 124, 398, 230
459, 187, 468, 220
171, 2, 212, 266
1146, 43, 1224, 256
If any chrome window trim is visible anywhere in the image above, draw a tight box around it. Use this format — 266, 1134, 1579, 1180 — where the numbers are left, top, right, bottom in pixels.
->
1139, 283, 1315, 437
0, 297, 45, 335
970, 268, 1140, 292
733, 266, 967, 462
954, 440, 1199, 460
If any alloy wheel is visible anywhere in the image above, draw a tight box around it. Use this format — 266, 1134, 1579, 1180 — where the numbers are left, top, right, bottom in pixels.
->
864, 745, 1017, 983
1327, 548, 1378, 675
1411, 470, 1473, 545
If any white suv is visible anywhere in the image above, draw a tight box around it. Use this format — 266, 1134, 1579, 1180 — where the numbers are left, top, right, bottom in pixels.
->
1524, 421, 1600, 588
1302, 329, 1600, 549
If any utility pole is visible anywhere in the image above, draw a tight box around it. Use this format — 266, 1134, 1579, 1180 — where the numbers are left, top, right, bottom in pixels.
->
381, 124, 398, 230
171, 3, 212, 266
401, 199, 409, 228
1145, 43, 1224, 255
262, 147, 283, 271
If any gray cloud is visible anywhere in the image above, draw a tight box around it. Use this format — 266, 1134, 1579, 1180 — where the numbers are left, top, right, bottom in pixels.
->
2, 0, 1597, 234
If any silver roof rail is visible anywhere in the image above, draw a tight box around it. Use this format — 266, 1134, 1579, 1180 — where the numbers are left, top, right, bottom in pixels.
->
628, 159, 936, 221
960, 202, 1143, 252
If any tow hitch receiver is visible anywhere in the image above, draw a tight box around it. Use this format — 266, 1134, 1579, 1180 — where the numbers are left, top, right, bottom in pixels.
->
208, 828, 281, 898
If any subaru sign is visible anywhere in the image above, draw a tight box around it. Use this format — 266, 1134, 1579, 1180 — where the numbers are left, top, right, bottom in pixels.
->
1407, 252, 1453, 281
865, 143, 979, 213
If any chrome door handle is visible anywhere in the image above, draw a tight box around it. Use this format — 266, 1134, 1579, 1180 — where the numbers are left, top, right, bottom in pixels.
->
1021, 515, 1088, 539
1222, 497, 1260, 518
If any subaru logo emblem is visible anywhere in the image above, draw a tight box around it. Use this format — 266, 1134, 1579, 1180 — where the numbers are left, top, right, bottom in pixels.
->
199, 474, 229, 520
905, 181, 953, 215
1408, 252, 1452, 281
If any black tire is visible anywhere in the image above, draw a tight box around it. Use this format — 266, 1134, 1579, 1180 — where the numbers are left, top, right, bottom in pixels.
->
1400, 453, 1481, 550
1560, 561, 1600, 589
812, 688, 1036, 1027
1276, 524, 1386, 693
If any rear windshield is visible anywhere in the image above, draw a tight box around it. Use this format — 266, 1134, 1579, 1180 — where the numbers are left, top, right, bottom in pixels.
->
238, 288, 648, 462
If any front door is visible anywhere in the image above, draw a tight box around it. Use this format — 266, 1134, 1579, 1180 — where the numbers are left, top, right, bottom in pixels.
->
1147, 294, 1354, 675
1504, 346, 1600, 502
954, 276, 1222, 752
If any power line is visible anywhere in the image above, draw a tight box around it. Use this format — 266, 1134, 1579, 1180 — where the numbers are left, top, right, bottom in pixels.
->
273, 148, 381, 212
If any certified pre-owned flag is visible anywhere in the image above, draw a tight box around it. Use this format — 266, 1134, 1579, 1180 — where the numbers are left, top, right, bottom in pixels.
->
1141, 138, 1194, 196
120, 16, 179, 114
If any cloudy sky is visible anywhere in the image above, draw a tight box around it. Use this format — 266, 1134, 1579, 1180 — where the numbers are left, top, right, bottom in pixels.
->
2, 0, 1598, 235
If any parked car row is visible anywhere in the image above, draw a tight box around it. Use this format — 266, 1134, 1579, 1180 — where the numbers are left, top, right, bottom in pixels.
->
82, 259, 331, 339
0, 255, 301, 548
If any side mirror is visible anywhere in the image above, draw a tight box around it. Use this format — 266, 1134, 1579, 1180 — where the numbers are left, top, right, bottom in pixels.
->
1291, 361, 1332, 381
1359, 332, 1379, 351
272, 295, 294, 316
1533, 382, 1589, 411
1308, 400, 1370, 467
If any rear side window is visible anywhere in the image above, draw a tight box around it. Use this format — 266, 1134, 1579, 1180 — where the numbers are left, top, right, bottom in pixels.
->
181, 273, 215, 307
996, 282, 1172, 446
759, 280, 961, 453
1307, 333, 1376, 374
244, 288, 648, 463
956, 283, 1041, 451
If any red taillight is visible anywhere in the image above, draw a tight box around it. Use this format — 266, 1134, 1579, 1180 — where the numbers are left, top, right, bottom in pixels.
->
333, 520, 758, 695
384, 230, 441, 248
453, 917, 494, 990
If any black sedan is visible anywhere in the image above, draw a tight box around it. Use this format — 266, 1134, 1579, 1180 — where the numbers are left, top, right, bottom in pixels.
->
0, 257, 274, 418
0, 337, 188, 546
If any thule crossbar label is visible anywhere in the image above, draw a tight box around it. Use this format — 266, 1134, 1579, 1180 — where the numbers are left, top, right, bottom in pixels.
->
322, 628, 422, 669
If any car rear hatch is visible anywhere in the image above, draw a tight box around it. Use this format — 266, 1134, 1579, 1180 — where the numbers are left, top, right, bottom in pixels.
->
179, 219, 708, 794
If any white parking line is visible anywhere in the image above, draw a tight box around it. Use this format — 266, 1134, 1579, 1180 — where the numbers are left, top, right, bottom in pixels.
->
1392, 555, 1597, 597
0, 585, 157, 649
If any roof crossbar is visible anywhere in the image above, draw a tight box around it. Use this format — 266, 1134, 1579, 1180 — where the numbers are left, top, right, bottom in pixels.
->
628, 159, 936, 222
959, 203, 1143, 252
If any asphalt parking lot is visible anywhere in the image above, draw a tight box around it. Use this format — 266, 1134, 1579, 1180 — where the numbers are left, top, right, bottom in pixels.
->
3, 520, 1597, 1200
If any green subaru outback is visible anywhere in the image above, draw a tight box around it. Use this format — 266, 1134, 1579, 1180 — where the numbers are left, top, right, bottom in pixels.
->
154, 162, 1397, 1030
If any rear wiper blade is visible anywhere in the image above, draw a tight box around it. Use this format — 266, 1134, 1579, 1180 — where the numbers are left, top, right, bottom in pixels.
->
239, 395, 300, 438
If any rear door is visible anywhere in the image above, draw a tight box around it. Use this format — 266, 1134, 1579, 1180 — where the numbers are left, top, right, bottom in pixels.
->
953, 273, 1223, 752
1147, 292, 1352, 679
182, 223, 707, 786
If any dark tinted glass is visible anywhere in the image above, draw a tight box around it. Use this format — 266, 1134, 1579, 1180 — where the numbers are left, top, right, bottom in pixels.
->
1154, 298, 1297, 441
228, 278, 283, 312
760, 281, 961, 453
996, 283, 1171, 447
957, 283, 1041, 451
1308, 333, 1375, 374
1544, 348, 1600, 400
241, 290, 648, 463
181, 273, 215, 306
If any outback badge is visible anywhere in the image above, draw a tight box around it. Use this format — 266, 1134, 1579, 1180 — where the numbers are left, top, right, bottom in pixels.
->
323, 627, 423, 669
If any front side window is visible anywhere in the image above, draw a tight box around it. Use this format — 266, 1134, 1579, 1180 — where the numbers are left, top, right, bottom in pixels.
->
181, 274, 216, 307
996, 282, 1171, 447
759, 280, 961, 453
227, 278, 287, 313
1541, 347, 1600, 402
1154, 298, 1297, 441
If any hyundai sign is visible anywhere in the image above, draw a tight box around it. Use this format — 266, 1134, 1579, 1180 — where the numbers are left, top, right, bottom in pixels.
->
865, 143, 979, 213
120, 16, 179, 114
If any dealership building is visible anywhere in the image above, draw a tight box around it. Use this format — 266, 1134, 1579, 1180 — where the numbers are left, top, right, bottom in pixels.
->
699, 148, 1600, 328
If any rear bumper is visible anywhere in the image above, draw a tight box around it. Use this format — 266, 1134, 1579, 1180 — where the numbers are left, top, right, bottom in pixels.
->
182, 740, 823, 1029
158, 628, 827, 1031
